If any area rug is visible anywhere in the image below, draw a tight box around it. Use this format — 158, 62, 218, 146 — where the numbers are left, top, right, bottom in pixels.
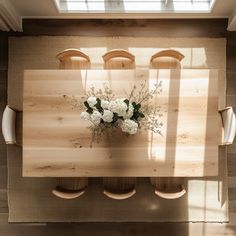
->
7, 36, 227, 222
8, 36, 226, 110
8, 145, 228, 222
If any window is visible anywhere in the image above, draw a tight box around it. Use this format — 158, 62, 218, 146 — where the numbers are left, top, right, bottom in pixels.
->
54, 0, 216, 13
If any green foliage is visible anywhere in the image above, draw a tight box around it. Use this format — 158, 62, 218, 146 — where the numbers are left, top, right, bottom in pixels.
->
95, 98, 103, 112
86, 107, 93, 114
84, 101, 90, 109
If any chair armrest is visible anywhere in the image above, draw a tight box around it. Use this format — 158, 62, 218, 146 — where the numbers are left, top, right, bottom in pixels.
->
219, 107, 236, 145
2, 105, 16, 144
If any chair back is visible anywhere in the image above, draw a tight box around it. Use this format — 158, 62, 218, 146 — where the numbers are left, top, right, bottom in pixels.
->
56, 49, 91, 69
150, 49, 184, 69
103, 49, 135, 69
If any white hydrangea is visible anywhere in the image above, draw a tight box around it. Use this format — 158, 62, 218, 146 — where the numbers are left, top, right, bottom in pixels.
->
121, 119, 138, 135
108, 98, 127, 117
123, 103, 134, 119
80, 111, 90, 121
102, 110, 114, 123
87, 96, 97, 108
91, 111, 102, 125
101, 100, 110, 109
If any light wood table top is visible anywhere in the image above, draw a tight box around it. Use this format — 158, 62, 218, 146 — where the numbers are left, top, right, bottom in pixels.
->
23, 69, 223, 177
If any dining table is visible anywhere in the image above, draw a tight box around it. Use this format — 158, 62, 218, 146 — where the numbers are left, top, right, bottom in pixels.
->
22, 69, 224, 177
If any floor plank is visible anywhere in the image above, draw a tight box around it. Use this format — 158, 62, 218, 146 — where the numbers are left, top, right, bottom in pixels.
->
11, 19, 228, 38
0, 190, 8, 213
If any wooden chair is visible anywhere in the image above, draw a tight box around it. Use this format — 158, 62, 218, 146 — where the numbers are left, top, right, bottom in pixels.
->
52, 177, 88, 200
150, 49, 184, 69
2, 105, 22, 146
103, 49, 135, 69
102, 49, 136, 200
103, 177, 136, 200
219, 107, 236, 145
150, 177, 186, 200
150, 49, 186, 199
54, 49, 89, 199
56, 49, 91, 69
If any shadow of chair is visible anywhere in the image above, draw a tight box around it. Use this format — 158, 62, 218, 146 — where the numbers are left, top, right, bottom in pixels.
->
102, 49, 136, 200
52, 48, 90, 199
219, 107, 236, 145
56, 48, 91, 69
150, 49, 186, 200
2, 105, 22, 146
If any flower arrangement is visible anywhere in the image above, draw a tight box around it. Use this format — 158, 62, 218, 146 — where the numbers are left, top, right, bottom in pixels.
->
64, 81, 163, 143
81, 96, 144, 135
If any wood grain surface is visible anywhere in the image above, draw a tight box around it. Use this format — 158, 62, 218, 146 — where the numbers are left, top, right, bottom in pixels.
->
23, 69, 221, 177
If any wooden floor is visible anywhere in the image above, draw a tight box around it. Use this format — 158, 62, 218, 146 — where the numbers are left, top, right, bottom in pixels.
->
1, 19, 236, 235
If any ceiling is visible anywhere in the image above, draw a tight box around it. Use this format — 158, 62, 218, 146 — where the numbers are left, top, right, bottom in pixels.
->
1, 0, 236, 31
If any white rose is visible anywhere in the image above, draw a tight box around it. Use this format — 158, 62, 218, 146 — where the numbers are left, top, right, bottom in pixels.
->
91, 111, 102, 125
87, 96, 97, 108
102, 110, 114, 123
121, 119, 138, 135
123, 103, 134, 119
108, 98, 127, 117
80, 111, 90, 121
101, 100, 110, 109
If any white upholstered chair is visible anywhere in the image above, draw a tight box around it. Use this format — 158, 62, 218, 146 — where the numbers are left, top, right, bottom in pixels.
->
2, 105, 22, 145
219, 107, 236, 145
56, 48, 91, 69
